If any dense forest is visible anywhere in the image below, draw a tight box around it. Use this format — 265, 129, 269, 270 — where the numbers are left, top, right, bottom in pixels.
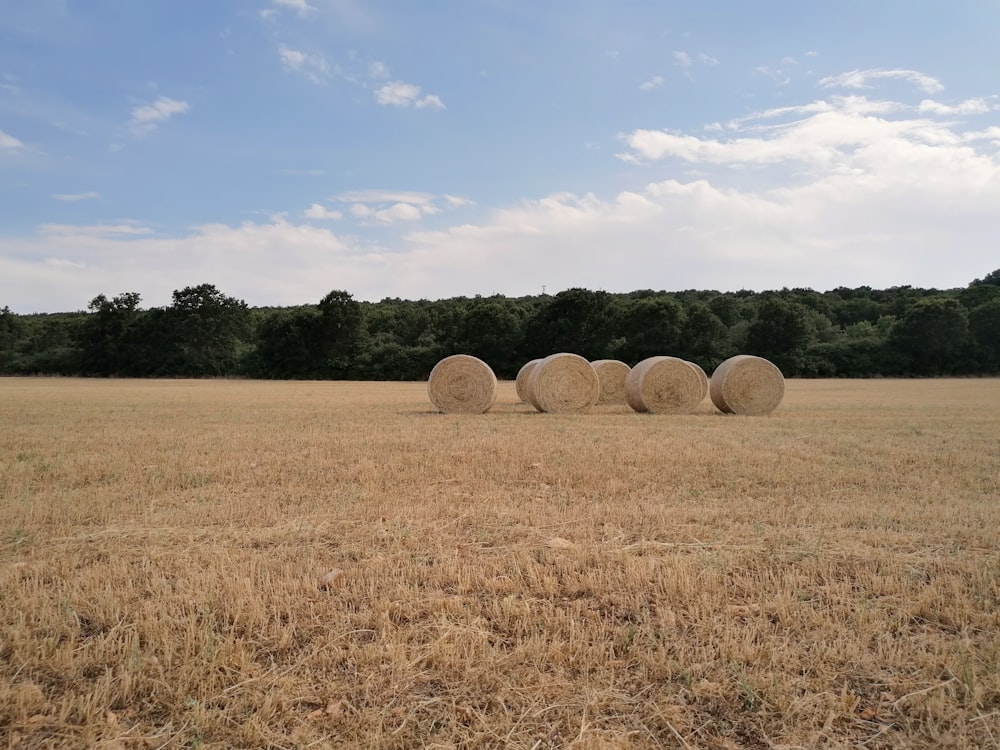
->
2, 270, 999, 380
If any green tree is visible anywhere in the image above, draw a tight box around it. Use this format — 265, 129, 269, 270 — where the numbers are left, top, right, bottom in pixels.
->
449, 299, 525, 377
165, 284, 252, 376
317, 290, 363, 377
77, 292, 142, 375
745, 297, 812, 374
969, 299, 1000, 370
613, 296, 687, 364
0, 306, 27, 372
890, 297, 970, 374
676, 302, 728, 371
523, 288, 614, 359
970, 268, 1000, 287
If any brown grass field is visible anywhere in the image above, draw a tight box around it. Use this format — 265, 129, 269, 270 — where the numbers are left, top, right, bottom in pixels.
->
2, 377, 999, 749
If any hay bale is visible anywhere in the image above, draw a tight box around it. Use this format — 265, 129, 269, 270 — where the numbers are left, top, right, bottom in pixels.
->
427, 354, 497, 414
515, 358, 543, 403
527, 353, 600, 413
624, 356, 705, 414
590, 359, 631, 405
709, 355, 785, 415
686, 360, 709, 403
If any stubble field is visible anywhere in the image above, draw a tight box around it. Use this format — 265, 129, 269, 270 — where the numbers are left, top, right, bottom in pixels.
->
1, 377, 999, 749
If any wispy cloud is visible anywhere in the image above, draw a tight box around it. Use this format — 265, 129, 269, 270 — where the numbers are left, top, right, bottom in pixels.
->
0, 129, 25, 150
639, 75, 664, 92
820, 68, 943, 94
918, 98, 994, 115
350, 202, 424, 223
278, 46, 330, 83
261, 0, 315, 18
0, 73, 20, 94
330, 190, 465, 225
52, 191, 100, 202
303, 203, 343, 220
129, 96, 189, 135
275, 0, 315, 12
336, 190, 436, 205
673, 51, 718, 80
277, 168, 325, 176
443, 194, 475, 208
615, 90, 988, 170
369, 61, 390, 79
375, 81, 445, 109
41, 223, 153, 237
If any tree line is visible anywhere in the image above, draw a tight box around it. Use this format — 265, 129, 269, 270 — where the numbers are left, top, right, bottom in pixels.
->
2, 271, 999, 380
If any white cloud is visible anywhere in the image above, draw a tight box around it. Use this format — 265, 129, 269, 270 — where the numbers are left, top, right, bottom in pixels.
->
0, 129, 25, 150
336, 189, 436, 205
348, 202, 422, 224
4, 82, 999, 312
52, 191, 100, 202
415, 94, 444, 110
673, 51, 717, 80
373, 203, 423, 223
270, 0, 315, 15
44, 258, 86, 269
129, 96, 189, 135
0, 73, 20, 93
41, 223, 153, 237
369, 61, 390, 79
820, 68, 944, 94
618, 96, 961, 167
303, 203, 343, 220
278, 46, 329, 83
639, 75, 664, 92
333, 190, 464, 224
375, 81, 445, 109
918, 98, 993, 116
0, 219, 386, 312
753, 65, 792, 86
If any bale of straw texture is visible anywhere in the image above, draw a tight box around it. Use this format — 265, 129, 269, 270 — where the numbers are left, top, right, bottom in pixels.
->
527, 353, 600, 413
685, 360, 709, 403
590, 359, 631, 405
515, 358, 543, 403
624, 356, 705, 414
427, 354, 498, 414
709, 354, 785, 416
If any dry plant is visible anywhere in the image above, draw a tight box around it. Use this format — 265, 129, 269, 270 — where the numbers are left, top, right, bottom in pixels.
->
590, 360, 631, 406
427, 355, 498, 414
515, 359, 543, 404
527, 353, 600, 414
710, 355, 785, 416
624, 356, 705, 414
2, 377, 1000, 749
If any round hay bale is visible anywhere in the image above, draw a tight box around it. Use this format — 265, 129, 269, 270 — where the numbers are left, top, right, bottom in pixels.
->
590, 359, 631, 405
527, 353, 600, 413
624, 356, 705, 414
515, 358, 543, 403
709, 355, 785, 416
685, 360, 709, 403
427, 355, 497, 414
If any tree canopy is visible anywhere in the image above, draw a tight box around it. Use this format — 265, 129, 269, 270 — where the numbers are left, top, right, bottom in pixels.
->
3, 270, 999, 379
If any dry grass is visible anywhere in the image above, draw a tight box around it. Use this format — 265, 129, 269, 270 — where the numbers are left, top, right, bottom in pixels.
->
2, 377, 1000, 749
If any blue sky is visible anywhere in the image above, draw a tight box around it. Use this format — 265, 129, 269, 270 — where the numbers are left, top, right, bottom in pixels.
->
2, 0, 999, 313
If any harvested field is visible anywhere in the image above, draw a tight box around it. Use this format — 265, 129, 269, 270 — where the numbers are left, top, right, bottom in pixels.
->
2, 377, 1000, 749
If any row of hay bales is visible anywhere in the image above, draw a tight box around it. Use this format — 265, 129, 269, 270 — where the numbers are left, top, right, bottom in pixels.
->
427, 352, 784, 416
